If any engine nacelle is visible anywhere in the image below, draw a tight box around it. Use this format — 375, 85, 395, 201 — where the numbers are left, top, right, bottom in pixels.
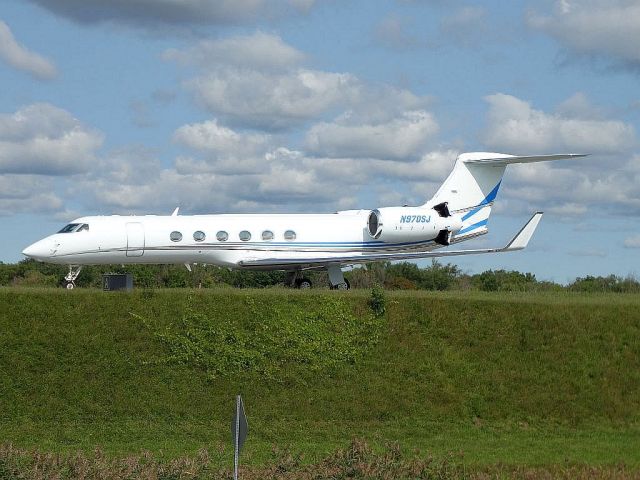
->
367, 207, 462, 244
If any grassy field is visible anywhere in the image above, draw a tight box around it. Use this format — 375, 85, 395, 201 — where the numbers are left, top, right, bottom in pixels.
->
0, 288, 639, 478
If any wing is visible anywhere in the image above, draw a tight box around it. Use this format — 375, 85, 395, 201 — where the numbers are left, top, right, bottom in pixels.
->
238, 212, 543, 270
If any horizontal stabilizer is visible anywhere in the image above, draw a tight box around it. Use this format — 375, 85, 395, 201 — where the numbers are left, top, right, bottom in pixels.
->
463, 153, 587, 166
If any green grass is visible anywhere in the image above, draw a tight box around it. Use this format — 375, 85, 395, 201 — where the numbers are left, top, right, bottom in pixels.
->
0, 287, 639, 472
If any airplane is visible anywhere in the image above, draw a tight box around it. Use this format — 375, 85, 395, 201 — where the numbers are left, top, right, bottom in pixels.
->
22, 152, 585, 289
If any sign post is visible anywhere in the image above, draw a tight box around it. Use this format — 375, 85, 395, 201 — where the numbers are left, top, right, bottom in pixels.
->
231, 395, 248, 480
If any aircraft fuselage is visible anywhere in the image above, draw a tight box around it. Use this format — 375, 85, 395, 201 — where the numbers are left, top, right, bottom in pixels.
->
22, 210, 450, 269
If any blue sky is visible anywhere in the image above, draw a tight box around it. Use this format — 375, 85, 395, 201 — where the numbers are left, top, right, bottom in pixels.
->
0, 0, 639, 282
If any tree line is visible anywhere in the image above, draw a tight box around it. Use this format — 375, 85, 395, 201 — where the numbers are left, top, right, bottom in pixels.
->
1, 259, 639, 293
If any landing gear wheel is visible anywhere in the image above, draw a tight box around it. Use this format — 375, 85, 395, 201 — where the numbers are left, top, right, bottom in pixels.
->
65, 282, 75, 290
332, 279, 350, 290
296, 278, 312, 289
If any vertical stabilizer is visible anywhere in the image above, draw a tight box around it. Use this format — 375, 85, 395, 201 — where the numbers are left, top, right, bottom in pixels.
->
424, 152, 586, 240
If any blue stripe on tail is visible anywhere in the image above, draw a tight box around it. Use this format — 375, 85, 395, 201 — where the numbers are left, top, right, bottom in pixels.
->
461, 181, 501, 221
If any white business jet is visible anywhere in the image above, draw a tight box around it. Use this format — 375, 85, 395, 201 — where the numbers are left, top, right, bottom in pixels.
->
23, 152, 584, 289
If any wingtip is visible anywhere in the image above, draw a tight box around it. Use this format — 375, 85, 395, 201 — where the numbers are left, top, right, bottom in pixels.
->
505, 212, 543, 251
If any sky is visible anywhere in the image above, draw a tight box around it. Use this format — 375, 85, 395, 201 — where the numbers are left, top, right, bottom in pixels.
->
0, 0, 639, 282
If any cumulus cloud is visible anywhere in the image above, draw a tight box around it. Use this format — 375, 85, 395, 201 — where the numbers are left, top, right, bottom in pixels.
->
567, 247, 608, 258
0, 175, 63, 215
0, 20, 57, 80
163, 32, 305, 70
528, 0, 640, 69
27, 0, 317, 27
497, 153, 640, 218
306, 110, 439, 161
186, 68, 361, 130
167, 32, 434, 131
173, 119, 273, 174
624, 235, 640, 248
438, 6, 489, 47
0, 103, 104, 175
373, 14, 420, 50
483, 93, 636, 154
74, 148, 347, 214
70, 141, 458, 216
475, 94, 640, 217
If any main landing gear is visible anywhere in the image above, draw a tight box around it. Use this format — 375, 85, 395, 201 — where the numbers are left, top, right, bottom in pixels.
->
286, 271, 313, 289
327, 265, 350, 290
296, 277, 313, 289
286, 266, 350, 290
63, 265, 83, 289
331, 278, 350, 290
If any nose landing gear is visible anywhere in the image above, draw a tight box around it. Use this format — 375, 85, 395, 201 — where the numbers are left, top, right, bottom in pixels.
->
63, 265, 83, 289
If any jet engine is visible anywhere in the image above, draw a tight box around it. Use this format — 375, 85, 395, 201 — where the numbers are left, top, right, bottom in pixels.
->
367, 202, 462, 245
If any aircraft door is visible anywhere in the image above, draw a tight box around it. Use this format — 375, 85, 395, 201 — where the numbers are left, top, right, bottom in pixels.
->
125, 222, 145, 257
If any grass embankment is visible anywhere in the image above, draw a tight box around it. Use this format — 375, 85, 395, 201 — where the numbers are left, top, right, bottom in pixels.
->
0, 288, 639, 477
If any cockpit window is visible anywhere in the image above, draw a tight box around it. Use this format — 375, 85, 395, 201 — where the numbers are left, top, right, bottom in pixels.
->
58, 223, 89, 233
58, 223, 79, 233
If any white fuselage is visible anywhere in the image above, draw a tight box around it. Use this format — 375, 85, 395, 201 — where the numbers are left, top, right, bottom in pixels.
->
23, 209, 454, 269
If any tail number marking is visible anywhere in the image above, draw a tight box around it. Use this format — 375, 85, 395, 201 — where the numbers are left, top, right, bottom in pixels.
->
400, 215, 431, 224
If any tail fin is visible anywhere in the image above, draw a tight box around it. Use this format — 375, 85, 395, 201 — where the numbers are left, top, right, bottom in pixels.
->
425, 152, 586, 240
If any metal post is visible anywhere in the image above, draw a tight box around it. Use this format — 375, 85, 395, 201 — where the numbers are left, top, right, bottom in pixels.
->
234, 395, 240, 480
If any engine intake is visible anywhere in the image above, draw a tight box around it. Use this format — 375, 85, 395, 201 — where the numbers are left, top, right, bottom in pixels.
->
367, 209, 382, 239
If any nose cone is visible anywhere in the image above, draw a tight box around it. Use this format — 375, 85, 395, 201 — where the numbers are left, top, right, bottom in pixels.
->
22, 239, 54, 261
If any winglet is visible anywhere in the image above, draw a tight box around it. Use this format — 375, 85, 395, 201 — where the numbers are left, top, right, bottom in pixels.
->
171, 207, 179, 216
504, 212, 543, 251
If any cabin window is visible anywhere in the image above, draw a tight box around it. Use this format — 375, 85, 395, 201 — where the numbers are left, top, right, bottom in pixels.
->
170, 231, 183, 242
239, 230, 251, 241
216, 231, 229, 242
262, 230, 274, 241
284, 230, 296, 241
193, 231, 206, 242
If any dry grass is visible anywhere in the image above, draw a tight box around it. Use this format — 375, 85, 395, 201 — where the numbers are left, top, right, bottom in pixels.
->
1, 440, 638, 480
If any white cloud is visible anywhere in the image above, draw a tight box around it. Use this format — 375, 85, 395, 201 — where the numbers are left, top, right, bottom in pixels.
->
70, 142, 457, 215
546, 202, 588, 216
483, 93, 636, 154
439, 6, 489, 47
373, 14, 420, 50
0, 103, 104, 175
478, 95, 640, 217
567, 247, 608, 258
624, 235, 640, 249
0, 20, 57, 80
185, 68, 361, 130
166, 32, 434, 131
555, 92, 607, 120
305, 110, 439, 160
499, 153, 640, 217
163, 32, 305, 70
173, 119, 272, 159
0, 175, 63, 215
528, 0, 640, 68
